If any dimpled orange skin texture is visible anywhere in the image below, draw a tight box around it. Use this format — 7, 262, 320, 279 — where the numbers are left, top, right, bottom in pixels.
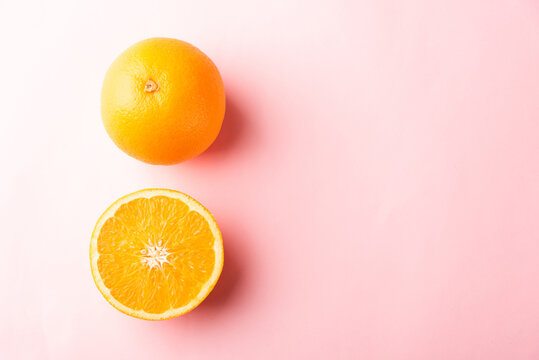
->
101, 38, 226, 165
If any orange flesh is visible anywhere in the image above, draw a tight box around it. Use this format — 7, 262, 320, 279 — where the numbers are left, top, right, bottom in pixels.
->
96, 196, 216, 314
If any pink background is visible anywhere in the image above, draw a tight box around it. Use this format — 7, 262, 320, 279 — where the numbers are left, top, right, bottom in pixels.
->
1, 0, 539, 359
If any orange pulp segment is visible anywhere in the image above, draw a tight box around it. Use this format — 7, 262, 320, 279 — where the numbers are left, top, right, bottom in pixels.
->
90, 189, 223, 320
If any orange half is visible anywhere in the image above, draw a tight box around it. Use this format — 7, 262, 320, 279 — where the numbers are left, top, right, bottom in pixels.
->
90, 189, 223, 320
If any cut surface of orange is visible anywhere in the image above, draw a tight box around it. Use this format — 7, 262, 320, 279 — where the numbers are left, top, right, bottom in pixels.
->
90, 189, 223, 320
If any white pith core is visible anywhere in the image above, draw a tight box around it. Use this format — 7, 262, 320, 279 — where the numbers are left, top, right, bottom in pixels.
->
141, 242, 170, 268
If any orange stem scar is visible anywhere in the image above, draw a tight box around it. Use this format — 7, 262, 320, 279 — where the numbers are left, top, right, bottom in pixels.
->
144, 79, 158, 93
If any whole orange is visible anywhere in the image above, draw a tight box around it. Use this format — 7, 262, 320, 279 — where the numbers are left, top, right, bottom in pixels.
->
101, 38, 225, 165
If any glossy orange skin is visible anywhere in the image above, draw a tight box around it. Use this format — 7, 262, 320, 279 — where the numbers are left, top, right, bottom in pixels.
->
101, 38, 225, 165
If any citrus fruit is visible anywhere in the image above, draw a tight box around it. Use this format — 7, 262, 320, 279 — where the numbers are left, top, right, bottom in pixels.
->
90, 189, 224, 320
101, 38, 226, 165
